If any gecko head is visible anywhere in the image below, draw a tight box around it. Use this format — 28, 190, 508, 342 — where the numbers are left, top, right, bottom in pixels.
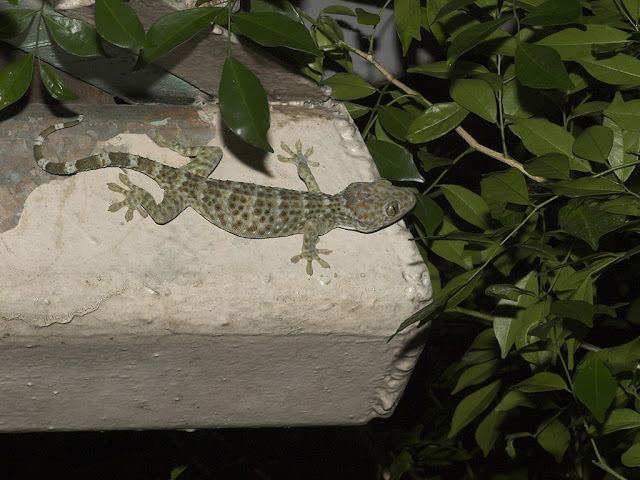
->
339, 179, 416, 232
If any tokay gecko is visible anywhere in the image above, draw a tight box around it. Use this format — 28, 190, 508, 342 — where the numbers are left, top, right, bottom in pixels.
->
34, 116, 416, 275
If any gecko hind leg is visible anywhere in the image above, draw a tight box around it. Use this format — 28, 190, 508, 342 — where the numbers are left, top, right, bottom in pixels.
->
291, 219, 332, 275
107, 173, 185, 224
154, 135, 223, 178
278, 140, 321, 193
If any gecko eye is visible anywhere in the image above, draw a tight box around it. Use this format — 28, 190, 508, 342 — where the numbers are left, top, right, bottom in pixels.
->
385, 202, 399, 217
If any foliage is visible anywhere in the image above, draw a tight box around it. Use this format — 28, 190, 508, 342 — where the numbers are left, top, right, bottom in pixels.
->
301, 0, 640, 478
3, 0, 640, 478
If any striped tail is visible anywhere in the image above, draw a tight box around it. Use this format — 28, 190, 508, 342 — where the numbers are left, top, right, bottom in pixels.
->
33, 115, 151, 176
34, 115, 86, 174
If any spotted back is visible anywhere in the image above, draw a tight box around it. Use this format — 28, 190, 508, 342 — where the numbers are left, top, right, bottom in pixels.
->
336, 179, 416, 233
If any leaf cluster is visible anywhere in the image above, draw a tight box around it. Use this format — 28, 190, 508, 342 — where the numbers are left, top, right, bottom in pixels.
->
298, 0, 640, 478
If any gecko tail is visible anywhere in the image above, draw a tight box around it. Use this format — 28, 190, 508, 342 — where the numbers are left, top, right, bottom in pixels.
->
33, 115, 85, 175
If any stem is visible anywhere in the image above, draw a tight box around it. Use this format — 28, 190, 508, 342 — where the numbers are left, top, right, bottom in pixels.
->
337, 40, 548, 183
295, 7, 546, 182
361, 83, 390, 139
496, 56, 509, 158
423, 147, 474, 195
226, 0, 233, 57
449, 306, 495, 324
35, 0, 46, 62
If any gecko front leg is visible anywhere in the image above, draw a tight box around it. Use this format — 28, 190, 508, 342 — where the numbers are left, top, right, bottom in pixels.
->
291, 218, 332, 275
277, 140, 321, 192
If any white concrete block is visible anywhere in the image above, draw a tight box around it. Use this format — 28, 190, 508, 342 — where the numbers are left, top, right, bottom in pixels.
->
0, 103, 431, 431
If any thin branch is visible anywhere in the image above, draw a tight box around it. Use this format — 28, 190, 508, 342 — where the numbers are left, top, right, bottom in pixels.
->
338, 40, 548, 184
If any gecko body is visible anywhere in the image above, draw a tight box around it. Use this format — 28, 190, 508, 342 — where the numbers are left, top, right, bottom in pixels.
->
34, 116, 416, 275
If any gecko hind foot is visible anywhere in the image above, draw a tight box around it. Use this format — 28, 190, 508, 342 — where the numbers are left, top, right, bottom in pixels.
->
107, 173, 149, 221
291, 249, 332, 276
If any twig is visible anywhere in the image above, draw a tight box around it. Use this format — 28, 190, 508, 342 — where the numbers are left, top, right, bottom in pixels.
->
338, 40, 548, 184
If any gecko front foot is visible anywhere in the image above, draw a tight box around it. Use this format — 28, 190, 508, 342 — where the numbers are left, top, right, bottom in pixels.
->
107, 173, 149, 221
291, 249, 332, 276
278, 140, 321, 193
277, 140, 319, 168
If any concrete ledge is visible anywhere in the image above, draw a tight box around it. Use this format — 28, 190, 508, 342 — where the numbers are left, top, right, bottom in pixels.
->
0, 103, 431, 431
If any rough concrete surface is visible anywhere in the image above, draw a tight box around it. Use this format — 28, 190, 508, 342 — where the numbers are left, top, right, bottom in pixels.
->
0, 102, 431, 431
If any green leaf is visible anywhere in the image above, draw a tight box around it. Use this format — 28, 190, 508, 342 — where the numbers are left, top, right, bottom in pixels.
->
485, 284, 537, 301
552, 178, 625, 196
232, 12, 322, 56
449, 78, 497, 123
576, 53, 640, 86
418, 150, 453, 172
321, 6, 355, 16
537, 419, 570, 462
516, 241, 558, 260
378, 105, 415, 140
481, 169, 529, 205
452, 359, 500, 394
43, 14, 106, 57
515, 43, 573, 90
95, 0, 149, 49
524, 154, 570, 179
623, 0, 640, 20
413, 195, 444, 235
605, 117, 639, 182
0, 53, 33, 111
408, 60, 489, 79
219, 56, 272, 152
433, 0, 477, 23
395, 0, 421, 55
502, 74, 564, 118
567, 101, 610, 121
508, 117, 574, 157
558, 202, 626, 249
394, 268, 483, 334
536, 25, 629, 60
365, 139, 425, 182
449, 380, 502, 438
447, 18, 509, 65
601, 408, 640, 434
169, 465, 187, 480
440, 185, 491, 229
600, 196, 640, 216
137, 7, 223, 66
622, 444, 640, 467
407, 102, 468, 143
322, 73, 376, 100
495, 390, 535, 411
0, 9, 37, 38
430, 218, 473, 269
343, 102, 369, 119
604, 96, 640, 131
476, 73, 504, 91
513, 372, 569, 392
493, 272, 539, 358
443, 268, 483, 308
469, 328, 499, 350
521, 0, 582, 25
39, 63, 79, 101
572, 126, 613, 164
355, 8, 380, 26
550, 300, 594, 326
596, 338, 640, 366
475, 410, 507, 457
574, 357, 617, 422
